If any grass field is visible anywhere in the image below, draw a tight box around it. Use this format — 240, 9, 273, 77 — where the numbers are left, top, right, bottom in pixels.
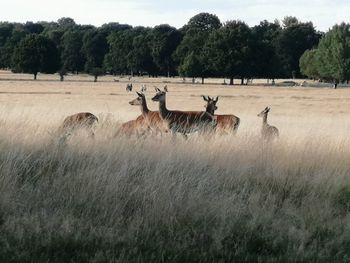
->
0, 71, 350, 262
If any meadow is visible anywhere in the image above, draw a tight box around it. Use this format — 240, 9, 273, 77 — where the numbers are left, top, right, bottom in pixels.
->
0, 71, 350, 262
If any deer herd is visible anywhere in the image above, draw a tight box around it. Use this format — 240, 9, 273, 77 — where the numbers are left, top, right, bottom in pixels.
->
59, 85, 279, 141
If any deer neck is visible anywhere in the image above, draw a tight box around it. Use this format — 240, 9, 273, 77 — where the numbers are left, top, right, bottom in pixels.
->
158, 98, 170, 119
206, 106, 215, 115
140, 99, 150, 116
262, 114, 268, 125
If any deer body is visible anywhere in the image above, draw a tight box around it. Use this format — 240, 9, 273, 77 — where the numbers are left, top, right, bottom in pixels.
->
117, 115, 147, 136
258, 107, 279, 140
59, 112, 98, 137
203, 96, 240, 134
152, 88, 216, 135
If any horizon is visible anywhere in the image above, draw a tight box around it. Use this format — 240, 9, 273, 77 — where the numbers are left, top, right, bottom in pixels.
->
2, 0, 350, 32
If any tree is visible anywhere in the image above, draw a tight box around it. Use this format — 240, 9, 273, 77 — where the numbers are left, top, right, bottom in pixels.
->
61, 30, 85, 73
23, 22, 44, 34
90, 67, 104, 82
206, 20, 253, 85
181, 12, 221, 33
316, 23, 350, 83
149, 24, 182, 77
175, 13, 221, 84
127, 27, 157, 76
299, 49, 320, 80
11, 34, 60, 80
282, 16, 299, 28
104, 28, 135, 75
82, 29, 108, 73
251, 20, 283, 80
276, 21, 321, 78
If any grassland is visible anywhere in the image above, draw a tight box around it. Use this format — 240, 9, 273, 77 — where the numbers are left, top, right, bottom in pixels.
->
0, 71, 350, 262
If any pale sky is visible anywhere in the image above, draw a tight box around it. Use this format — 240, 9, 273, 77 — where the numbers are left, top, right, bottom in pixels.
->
2, 0, 350, 32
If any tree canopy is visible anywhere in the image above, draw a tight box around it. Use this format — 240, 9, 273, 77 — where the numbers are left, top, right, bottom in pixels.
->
2, 14, 347, 84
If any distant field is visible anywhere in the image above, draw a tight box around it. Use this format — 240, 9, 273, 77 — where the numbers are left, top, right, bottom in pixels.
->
0, 71, 350, 262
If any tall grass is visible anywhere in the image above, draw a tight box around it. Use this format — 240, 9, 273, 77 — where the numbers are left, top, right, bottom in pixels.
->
0, 115, 350, 262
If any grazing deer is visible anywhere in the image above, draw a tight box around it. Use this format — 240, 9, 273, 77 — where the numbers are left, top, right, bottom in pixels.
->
151, 87, 216, 137
129, 92, 168, 134
203, 96, 240, 134
59, 112, 98, 138
257, 107, 279, 140
126, 83, 133, 92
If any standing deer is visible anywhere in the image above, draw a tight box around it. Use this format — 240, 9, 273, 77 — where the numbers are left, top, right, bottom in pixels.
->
152, 87, 216, 138
59, 112, 98, 138
140, 84, 147, 93
203, 96, 240, 134
126, 83, 133, 92
257, 107, 279, 140
129, 92, 168, 135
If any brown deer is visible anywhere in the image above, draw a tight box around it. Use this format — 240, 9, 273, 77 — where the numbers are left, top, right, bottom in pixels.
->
257, 107, 279, 140
151, 87, 216, 137
203, 96, 240, 134
116, 115, 148, 137
59, 112, 98, 137
129, 92, 168, 134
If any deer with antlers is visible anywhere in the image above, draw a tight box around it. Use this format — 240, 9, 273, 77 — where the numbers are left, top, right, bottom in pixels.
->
152, 87, 216, 138
59, 112, 98, 138
257, 107, 279, 140
203, 96, 240, 135
129, 91, 168, 135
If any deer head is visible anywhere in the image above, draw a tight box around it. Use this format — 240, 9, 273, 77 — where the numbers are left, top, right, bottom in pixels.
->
203, 96, 218, 115
129, 92, 145, 106
152, 87, 167, 102
258, 107, 270, 117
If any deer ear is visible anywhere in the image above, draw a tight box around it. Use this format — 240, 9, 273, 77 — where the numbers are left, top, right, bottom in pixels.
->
163, 85, 168, 92
136, 91, 142, 97
214, 96, 219, 102
202, 95, 209, 101
154, 87, 161, 92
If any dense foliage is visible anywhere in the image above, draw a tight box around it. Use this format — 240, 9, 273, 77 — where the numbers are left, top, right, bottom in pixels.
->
2, 14, 347, 84
300, 23, 350, 85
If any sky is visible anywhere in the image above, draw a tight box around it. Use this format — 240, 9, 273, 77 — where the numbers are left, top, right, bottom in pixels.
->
2, 0, 350, 32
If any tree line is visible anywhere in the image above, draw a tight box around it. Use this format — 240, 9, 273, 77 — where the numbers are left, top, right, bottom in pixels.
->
0, 14, 347, 84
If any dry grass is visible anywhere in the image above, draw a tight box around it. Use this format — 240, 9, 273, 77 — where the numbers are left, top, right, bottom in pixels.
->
0, 71, 350, 262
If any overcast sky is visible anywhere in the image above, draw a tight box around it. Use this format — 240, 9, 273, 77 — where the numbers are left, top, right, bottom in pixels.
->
2, 0, 350, 32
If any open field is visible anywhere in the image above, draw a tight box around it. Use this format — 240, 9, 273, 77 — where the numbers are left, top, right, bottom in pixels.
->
0, 71, 350, 262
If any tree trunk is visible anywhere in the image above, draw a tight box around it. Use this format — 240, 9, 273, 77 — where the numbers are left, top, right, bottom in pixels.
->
230, 77, 234, 85
34, 72, 37, 80
201, 77, 204, 85
241, 78, 244, 85
94, 75, 97, 82
60, 75, 64, 81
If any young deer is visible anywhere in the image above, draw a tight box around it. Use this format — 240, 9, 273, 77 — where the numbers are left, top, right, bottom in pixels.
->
129, 92, 168, 134
59, 112, 98, 137
203, 96, 240, 134
152, 87, 216, 137
257, 107, 279, 140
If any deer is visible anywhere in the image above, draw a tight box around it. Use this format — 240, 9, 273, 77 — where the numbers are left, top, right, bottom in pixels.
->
116, 115, 148, 137
126, 83, 133, 92
129, 92, 168, 135
151, 87, 216, 138
140, 84, 147, 93
257, 107, 279, 140
59, 112, 98, 138
202, 96, 240, 135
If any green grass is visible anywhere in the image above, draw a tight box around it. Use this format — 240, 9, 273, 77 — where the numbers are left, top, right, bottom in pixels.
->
0, 118, 350, 262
